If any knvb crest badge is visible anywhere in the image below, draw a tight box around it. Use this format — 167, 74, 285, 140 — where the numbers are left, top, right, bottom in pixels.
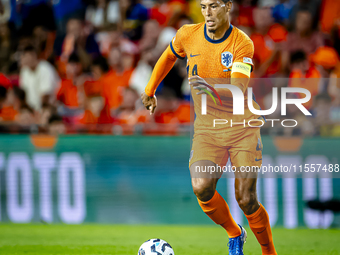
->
221, 51, 233, 68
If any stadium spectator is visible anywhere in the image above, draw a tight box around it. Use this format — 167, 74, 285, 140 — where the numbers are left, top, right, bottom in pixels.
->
251, 7, 287, 78
249, 7, 286, 109
149, 0, 187, 27
32, 25, 56, 61
16, 104, 35, 127
162, 61, 185, 99
0, 86, 19, 122
79, 94, 104, 125
272, 0, 295, 25
288, 51, 321, 110
154, 87, 190, 124
78, 91, 114, 133
95, 25, 123, 57
310, 46, 339, 79
236, 0, 255, 28
289, 51, 320, 79
120, 0, 149, 41
85, 0, 120, 31
154, 15, 192, 55
116, 87, 149, 125
129, 47, 156, 95
54, 18, 100, 71
289, 0, 321, 30
101, 47, 134, 110
12, 86, 28, 112
0, 86, 40, 132
19, 46, 60, 111
48, 113, 66, 135
139, 19, 160, 52
282, 8, 324, 72
52, 0, 86, 34
309, 46, 340, 99
319, 0, 340, 34
39, 103, 57, 129
85, 55, 110, 96
56, 53, 86, 109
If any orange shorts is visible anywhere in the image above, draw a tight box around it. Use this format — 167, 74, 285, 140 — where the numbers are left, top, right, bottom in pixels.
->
189, 128, 263, 168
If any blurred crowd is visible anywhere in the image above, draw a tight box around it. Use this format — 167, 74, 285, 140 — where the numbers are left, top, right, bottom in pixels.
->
0, 0, 338, 136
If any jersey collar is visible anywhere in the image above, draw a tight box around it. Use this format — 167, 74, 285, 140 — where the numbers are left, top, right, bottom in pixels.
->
204, 24, 233, 44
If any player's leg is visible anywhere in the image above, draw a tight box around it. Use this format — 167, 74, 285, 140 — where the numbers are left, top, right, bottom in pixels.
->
234, 170, 277, 255
230, 128, 277, 255
190, 159, 242, 238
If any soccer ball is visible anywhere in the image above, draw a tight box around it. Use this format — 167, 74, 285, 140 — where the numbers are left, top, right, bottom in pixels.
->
138, 238, 174, 255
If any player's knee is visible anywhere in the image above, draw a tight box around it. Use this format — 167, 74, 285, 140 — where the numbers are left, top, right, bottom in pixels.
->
236, 192, 258, 214
192, 178, 216, 202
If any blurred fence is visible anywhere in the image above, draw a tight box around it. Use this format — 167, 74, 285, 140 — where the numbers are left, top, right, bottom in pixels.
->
0, 135, 339, 228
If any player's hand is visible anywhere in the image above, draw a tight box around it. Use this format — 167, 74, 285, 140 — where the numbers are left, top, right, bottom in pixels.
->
188, 75, 213, 95
141, 92, 157, 115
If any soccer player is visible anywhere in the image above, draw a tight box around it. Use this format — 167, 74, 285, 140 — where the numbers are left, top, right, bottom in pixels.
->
141, 0, 277, 254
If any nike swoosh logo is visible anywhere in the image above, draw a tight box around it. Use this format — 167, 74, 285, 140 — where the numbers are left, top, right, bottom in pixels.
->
255, 158, 262, 162
190, 54, 200, 58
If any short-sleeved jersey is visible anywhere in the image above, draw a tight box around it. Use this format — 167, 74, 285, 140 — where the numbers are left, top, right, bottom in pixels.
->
170, 23, 262, 139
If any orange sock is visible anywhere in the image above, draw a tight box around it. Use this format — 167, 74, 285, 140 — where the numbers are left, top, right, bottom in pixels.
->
245, 204, 277, 255
198, 190, 241, 238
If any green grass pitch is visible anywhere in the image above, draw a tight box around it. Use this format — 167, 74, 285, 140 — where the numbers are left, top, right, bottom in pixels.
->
0, 224, 339, 255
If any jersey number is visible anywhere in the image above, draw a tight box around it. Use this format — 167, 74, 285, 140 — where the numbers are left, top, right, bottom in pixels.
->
192, 64, 198, 76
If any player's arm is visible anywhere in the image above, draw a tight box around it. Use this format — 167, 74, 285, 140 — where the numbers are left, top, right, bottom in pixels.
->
141, 46, 177, 114
142, 27, 186, 114
229, 38, 254, 94
144, 46, 179, 97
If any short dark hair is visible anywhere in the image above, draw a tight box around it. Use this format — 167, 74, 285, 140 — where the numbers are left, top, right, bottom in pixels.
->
20, 104, 34, 114
92, 56, 109, 73
0, 86, 7, 101
48, 114, 63, 124
68, 52, 81, 64
13, 86, 26, 102
23, 45, 37, 54
290, 51, 306, 64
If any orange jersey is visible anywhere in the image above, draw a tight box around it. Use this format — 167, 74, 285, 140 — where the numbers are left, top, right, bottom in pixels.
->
170, 23, 261, 137
320, 0, 340, 34
251, 24, 287, 76
289, 67, 321, 110
0, 106, 17, 121
57, 79, 80, 107
102, 69, 133, 109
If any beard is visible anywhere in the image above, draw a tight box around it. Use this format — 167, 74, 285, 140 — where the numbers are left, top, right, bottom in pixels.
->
208, 29, 216, 33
